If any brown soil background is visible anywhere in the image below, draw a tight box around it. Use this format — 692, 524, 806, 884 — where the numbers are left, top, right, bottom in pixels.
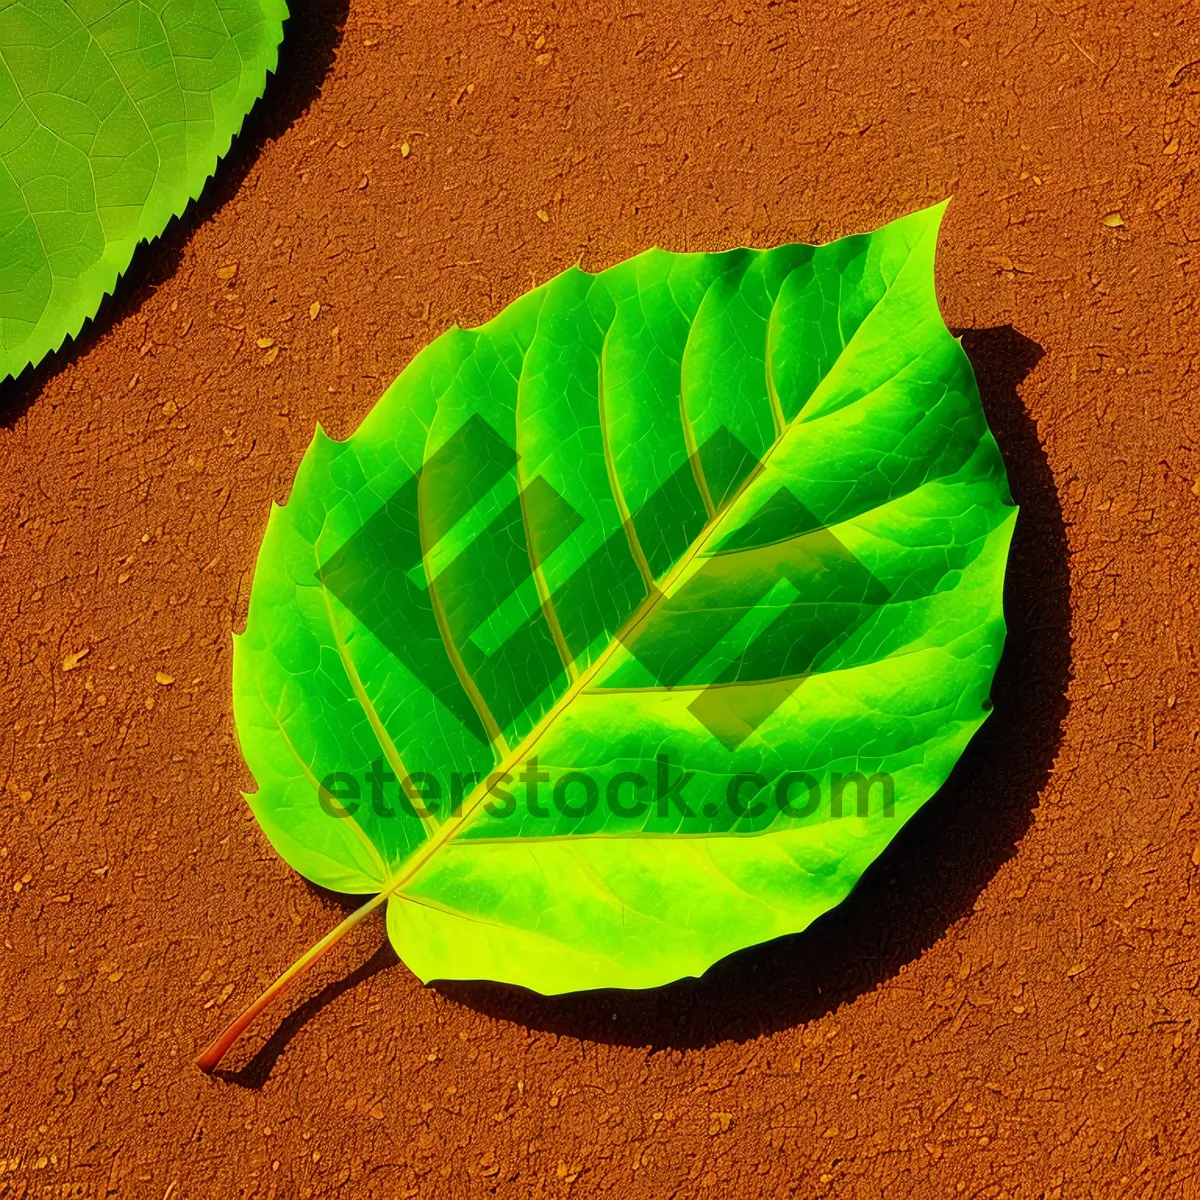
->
2, 0, 1199, 1196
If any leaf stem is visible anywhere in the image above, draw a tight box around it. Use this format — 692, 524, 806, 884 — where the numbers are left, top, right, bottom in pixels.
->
194, 887, 391, 1073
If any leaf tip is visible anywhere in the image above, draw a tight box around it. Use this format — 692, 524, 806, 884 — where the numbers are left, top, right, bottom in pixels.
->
923, 196, 952, 229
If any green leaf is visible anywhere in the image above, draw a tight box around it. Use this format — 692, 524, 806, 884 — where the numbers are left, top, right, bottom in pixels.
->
234, 202, 1017, 995
0, 0, 288, 381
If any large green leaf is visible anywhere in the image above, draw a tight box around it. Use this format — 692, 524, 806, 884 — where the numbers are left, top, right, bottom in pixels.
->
234, 202, 1017, 995
0, 0, 288, 381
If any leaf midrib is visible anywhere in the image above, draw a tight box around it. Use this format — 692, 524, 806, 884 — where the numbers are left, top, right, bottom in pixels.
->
381, 309, 809, 902
345, 232, 929, 904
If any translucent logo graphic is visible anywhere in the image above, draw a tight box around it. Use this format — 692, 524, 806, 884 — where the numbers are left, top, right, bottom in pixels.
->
317, 414, 889, 752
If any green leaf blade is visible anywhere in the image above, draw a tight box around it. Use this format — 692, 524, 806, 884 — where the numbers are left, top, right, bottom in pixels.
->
234, 202, 1018, 995
0, 0, 288, 380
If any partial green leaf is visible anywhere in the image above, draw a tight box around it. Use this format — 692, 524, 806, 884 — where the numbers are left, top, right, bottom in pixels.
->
233, 202, 1017, 994
0, 0, 288, 381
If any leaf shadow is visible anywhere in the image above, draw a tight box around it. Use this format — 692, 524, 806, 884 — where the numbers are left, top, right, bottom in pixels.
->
434, 324, 1071, 1050
0, 0, 350, 429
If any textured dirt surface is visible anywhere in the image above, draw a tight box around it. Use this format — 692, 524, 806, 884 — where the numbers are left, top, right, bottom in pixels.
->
2, 0, 1199, 1196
